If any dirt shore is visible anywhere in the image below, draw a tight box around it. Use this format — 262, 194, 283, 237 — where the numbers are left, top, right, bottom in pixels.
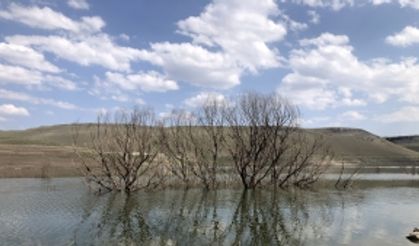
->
0, 144, 81, 178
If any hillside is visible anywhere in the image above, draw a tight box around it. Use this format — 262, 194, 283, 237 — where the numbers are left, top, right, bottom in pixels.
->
308, 128, 419, 166
386, 135, 419, 152
0, 125, 419, 177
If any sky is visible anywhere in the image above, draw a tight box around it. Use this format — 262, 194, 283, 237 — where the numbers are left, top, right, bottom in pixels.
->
0, 0, 419, 136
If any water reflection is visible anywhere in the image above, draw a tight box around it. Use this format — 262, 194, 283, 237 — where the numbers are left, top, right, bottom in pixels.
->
0, 178, 418, 245
72, 188, 343, 245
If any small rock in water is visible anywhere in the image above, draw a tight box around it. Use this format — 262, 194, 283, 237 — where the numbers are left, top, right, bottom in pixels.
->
406, 228, 419, 244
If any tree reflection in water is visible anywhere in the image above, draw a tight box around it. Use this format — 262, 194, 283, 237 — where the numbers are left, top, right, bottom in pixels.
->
73, 189, 341, 245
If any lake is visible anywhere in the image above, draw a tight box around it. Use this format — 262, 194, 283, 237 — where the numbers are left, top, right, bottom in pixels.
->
0, 177, 418, 245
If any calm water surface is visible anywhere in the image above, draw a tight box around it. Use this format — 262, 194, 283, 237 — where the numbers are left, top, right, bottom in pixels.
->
0, 177, 419, 245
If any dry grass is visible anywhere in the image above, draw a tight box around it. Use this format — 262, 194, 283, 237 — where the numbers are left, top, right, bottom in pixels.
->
0, 144, 81, 178
1, 125, 419, 178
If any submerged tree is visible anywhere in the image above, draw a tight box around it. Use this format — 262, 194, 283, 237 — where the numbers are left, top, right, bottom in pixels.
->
159, 109, 194, 187
161, 98, 227, 190
225, 92, 331, 189
73, 108, 164, 193
74, 92, 331, 192
188, 98, 227, 190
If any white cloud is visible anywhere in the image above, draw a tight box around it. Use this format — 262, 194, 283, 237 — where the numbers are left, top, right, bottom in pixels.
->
90, 71, 175, 103
104, 71, 179, 92
280, 12, 308, 32
138, 0, 291, 90
278, 33, 419, 110
0, 104, 29, 117
300, 116, 331, 126
43, 75, 78, 91
386, 26, 419, 47
0, 89, 78, 110
184, 92, 227, 108
67, 0, 89, 10
0, 63, 43, 86
0, 63, 77, 90
299, 32, 349, 46
376, 106, 419, 123
307, 10, 320, 24
371, 0, 392, 4
290, 0, 354, 10
371, 0, 419, 9
0, 42, 60, 73
399, 0, 419, 9
279, 73, 336, 110
148, 42, 241, 89
177, 0, 285, 72
340, 110, 367, 121
6, 34, 150, 72
2, 0, 290, 90
0, 3, 104, 34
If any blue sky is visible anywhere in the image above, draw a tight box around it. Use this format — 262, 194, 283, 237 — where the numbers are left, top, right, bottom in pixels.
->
0, 0, 419, 136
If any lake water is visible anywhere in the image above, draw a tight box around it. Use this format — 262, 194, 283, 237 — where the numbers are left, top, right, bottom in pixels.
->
0, 177, 419, 245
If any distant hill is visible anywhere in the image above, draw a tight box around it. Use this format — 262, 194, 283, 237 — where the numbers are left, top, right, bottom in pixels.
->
0, 125, 419, 177
0, 124, 94, 146
386, 135, 419, 152
307, 128, 419, 166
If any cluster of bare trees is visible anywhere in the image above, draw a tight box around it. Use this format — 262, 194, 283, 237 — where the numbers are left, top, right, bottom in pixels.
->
73, 108, 164, 193
73, 92, 332, 193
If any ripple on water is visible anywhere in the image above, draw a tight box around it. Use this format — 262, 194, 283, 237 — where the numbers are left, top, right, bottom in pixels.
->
0, 178, 418, 245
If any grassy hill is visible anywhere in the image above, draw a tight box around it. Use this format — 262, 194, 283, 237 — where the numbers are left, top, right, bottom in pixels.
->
0, 124, 419, 177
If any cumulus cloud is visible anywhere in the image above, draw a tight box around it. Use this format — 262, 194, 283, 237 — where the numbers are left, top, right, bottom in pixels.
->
307, 10, 320, 24
278, 33, 419, 110
0, 63, 43, 86
371, 0, 419, 9
0, 42, 60, 73
103, 71, 179, 92
177, 0, 285, 72
0, 89, 78, 110
67, 0, 89, 10
147, 42, 241, 89
90, 71, 177, 103
6, 34, 150, 72
0, 63, 77, 90
141, 0, 289, 89
184, 92, 227, 108
0, 3, 104, 34
2, 0, 290, 91
386, 26, 419, 47
0, 104, 29, 117
290, 0, 354, 10
376, 106, 419, 123
43, 75, 78, 91
340, 110, 367, 121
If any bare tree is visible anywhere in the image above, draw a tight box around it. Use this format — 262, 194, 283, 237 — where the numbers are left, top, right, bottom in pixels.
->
188, 98, 227, 190
73, 108, 164, 193
273, 132, 332, 188
225, 92, 331, 189
334, 159, 361, 190
159, 109, 194, 187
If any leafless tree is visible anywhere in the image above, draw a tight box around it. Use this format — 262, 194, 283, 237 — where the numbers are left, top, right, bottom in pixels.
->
160, 99, 227, 190
273, 132, 332, 188
334, 159, 361, 190
225, 92, 331, 189
188, 99, 227, 190
73, 108, 164, 193
159, 109, 194, 187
